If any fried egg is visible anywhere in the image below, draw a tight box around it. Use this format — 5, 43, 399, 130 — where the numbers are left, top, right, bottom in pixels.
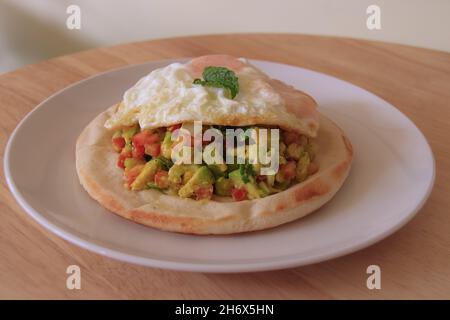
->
105, 55, 319, 137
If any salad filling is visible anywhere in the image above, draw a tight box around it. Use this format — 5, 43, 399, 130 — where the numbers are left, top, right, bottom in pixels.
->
111, 123, 319, 201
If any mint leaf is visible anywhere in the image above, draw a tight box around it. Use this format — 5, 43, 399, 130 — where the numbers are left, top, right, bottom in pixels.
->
193, 66, 239, 98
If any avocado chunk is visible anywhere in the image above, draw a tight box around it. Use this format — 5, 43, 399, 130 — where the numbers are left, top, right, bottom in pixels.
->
245, 182, 261, 200
228, 169, 244, 187
208, 164, 227, 178
168, 164, 185, 185
229, 169, 261, 199
124, 158, 145, 170
178, 166, 215, 198
130, 159, 160, 190
215, 177, 234, 196
168, 164, 199, 185
161, 131, 173, 159
258, 181, 270, 197
296, 151, 311, 182
122, 125, 139, 145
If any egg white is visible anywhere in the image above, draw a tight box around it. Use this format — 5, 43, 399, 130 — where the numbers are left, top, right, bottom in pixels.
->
104, 62, 286, 130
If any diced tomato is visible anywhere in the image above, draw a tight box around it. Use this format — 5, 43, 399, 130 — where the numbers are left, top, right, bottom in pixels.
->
168, 124, 181, 132
283, 131, 300, 145
112, 136, 126, 152
145, 143, 161, 157
132, 130, 161, 159
117, 155, 126, 169
154, 170, 169, 189
195, 185, 214, 200
125, 165, 143, 186
281, 161, 297, 180
132, 144, 145, 159
117, 148, 132, 168
132, 130, 160, 147
231, 187, 247, 201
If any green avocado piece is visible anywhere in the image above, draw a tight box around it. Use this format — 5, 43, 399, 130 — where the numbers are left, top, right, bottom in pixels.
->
124, 158, 145, 170
168, 164, 199, 185
146, 182, 161, 191
215, 177, 234, 196
161, 131, 173, 159
296, 151, 311, 182
122, 125, 139, 145
130, 159, 160, 190
168, 164, 185, 184
229, 169, 261, 199
208, 164, 227, 178
229, 169, 244, 187
258, 181, 270, 197
178, 166, 214, 198
245, 182, 261, 199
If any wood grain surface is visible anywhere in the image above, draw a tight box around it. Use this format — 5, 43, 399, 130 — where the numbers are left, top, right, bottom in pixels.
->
1, 34, 449, 299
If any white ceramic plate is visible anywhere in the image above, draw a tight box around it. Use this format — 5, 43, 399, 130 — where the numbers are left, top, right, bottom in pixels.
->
4, 59, 435, 272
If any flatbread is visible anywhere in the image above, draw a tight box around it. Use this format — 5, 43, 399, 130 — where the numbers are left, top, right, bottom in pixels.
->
76, 104, 352, 235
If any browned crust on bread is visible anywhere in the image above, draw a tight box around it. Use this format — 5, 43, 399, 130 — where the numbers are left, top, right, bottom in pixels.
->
294, 178, 331, 202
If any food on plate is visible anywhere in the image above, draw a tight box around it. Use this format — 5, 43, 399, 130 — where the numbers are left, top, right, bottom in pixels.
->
76, 55, 352, 234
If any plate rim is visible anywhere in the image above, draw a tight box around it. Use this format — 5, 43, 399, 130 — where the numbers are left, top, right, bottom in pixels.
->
3, 59, 436, 273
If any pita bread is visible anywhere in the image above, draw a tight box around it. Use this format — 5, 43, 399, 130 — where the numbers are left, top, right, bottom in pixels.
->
76, 104, 352, 235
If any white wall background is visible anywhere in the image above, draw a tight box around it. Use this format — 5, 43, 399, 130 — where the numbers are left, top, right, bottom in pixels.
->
1, 0, 449, 73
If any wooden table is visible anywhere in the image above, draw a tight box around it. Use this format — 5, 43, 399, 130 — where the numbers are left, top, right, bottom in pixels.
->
1, 34, 449, 299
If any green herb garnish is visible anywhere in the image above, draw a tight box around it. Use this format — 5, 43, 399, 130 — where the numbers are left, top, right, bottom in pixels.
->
193, 66, 239, 99
156, 156, 173, 171
147, 182, 161, 190
239, 163, 254, 183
